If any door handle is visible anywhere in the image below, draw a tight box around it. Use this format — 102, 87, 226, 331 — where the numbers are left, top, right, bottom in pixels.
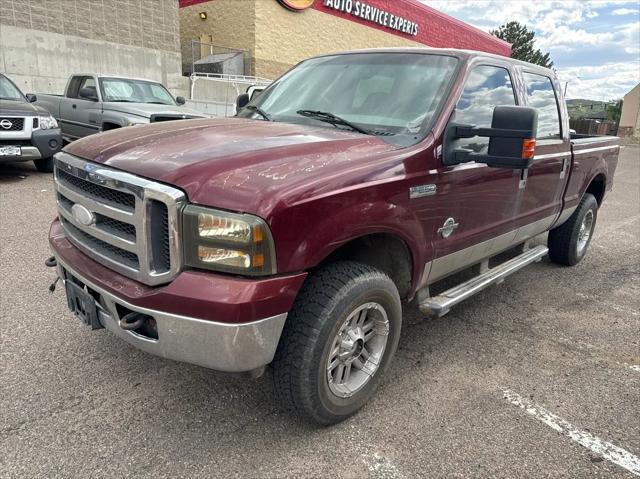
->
560, 158, 569, 179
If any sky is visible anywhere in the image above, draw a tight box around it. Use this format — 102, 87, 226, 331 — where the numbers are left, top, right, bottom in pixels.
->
421, 0, 640, 101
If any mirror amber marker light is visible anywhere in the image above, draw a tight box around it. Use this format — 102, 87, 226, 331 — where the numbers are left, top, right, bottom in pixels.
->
522, 138, 536, 159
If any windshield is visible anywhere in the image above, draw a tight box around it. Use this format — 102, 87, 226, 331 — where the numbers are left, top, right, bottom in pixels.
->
0, 75, 25, 101
99, 78, 175, 105
238, 53, 458, 140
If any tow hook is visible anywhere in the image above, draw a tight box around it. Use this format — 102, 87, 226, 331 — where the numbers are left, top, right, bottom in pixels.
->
48, 277, 60, 293
119, 312, 150, 331
45, 256, 60, 292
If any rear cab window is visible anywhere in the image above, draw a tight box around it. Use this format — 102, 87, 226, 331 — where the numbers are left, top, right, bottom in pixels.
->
522, 72, 562, 140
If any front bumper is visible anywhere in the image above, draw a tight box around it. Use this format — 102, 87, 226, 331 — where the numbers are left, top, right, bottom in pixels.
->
50, 220, 307, 373
0, 146, 42, 162
56, 257, 287, 373
0, 128, 63, 162
32, 128, 63, 158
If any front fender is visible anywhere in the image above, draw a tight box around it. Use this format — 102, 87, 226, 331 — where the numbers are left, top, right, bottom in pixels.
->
276, 199, 429, 292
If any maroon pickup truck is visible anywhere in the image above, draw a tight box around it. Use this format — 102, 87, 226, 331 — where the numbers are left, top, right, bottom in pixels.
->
48, 48, 619, 424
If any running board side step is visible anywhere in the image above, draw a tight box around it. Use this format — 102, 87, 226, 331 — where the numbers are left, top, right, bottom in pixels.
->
418, 245, 549, 318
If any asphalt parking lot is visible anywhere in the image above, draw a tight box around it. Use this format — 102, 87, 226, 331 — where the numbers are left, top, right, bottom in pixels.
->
1, 145, 638, 478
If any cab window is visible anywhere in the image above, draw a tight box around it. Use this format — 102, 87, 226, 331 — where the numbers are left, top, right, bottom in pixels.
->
523, 73, 561, 139
78, 77, 97, 100
453, 65, 516, 153
66, 76, 83, 98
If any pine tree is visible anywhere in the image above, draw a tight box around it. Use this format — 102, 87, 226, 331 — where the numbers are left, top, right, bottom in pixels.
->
491, 21, 554, 68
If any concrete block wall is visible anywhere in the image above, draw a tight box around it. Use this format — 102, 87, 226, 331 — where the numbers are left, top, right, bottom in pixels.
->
179, 0, 256, 75
254, 0, 425, 79
0, 0, 189, 97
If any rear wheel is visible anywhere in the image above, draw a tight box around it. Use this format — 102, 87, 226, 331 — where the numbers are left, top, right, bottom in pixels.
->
548, 193, 598, 266
273, 261, 401, 425
33, 157, 53, 173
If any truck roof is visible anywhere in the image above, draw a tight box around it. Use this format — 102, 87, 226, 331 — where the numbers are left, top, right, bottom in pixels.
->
314, 47, 556, 77
69, 74, 162, 83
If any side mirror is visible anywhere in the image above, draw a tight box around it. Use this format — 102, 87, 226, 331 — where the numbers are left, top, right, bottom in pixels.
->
78, 87, 98, 101
246, 85, 265, 101
443, 106, 538, 169
25, 93, 37, 103
236, 93, 250, 110
175, 96, 186, 105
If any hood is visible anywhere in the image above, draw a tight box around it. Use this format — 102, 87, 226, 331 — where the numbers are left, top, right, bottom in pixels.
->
0, 99, 42, 116
102, 102, 206, 119
64, 118, 400, 217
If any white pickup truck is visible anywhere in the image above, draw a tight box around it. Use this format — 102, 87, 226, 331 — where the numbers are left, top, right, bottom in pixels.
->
35, 74, 206, 142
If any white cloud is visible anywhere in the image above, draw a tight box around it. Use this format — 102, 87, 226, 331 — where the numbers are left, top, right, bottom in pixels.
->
557, 62, 640, 100
422, 1, 602, 32
612, 8, 639, 15
535, 21, 639, 55
420, 0, 640, 100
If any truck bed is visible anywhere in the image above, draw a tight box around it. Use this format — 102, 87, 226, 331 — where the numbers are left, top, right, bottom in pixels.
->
564, 135, 620, 212
34, 93, 63, 120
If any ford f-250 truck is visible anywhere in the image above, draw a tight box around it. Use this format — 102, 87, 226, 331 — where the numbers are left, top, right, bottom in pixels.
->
47, 49, 619, 425
35, 74, 206, 142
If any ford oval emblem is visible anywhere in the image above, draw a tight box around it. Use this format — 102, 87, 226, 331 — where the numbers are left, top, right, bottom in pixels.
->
71, 204, 95, 226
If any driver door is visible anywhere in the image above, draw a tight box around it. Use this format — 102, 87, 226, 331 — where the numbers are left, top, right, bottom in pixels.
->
60, 76, 101, 139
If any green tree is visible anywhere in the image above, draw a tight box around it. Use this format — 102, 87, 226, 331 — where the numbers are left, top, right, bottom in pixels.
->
491, 21, 554, 68
606, 100, 623, 122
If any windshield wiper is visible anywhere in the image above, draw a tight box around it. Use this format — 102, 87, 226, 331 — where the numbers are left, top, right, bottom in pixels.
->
245, 105, 272, 121
296, 110, 372, 135
108, 99, 137, 103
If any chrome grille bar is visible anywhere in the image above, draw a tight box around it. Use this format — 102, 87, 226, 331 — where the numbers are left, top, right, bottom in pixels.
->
53, 152, 186, 286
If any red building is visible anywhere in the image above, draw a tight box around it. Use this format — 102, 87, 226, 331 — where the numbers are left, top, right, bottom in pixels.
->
179, 0, 511, 77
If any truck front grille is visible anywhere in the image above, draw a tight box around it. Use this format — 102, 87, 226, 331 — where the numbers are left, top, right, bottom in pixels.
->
57, 168, 136, 210
0, 117, 25, 131
60, 217, 140, 269
150, 114, 198, 123
53, 152, 186, 286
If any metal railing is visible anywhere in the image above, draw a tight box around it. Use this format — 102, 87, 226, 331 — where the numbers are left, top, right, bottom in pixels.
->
188, 72, 272, 117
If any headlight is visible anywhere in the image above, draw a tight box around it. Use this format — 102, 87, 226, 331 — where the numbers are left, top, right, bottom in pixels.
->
38, 115, 58, 129
182, 205, 276, 275
125, 120, 147, 127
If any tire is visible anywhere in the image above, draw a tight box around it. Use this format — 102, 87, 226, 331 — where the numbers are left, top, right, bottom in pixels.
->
548, 193, 598, 266
273, 261, 402, 425
33, 157, 54, 173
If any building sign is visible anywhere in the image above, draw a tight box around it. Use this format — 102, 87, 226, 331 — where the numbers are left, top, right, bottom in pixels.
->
322, 0, 418, 36
278, 0, 315, 11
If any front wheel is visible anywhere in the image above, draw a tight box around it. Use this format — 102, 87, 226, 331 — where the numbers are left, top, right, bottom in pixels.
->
273, 262, 402, 425
33, 157, 53, 173
548, 193, 598, 266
